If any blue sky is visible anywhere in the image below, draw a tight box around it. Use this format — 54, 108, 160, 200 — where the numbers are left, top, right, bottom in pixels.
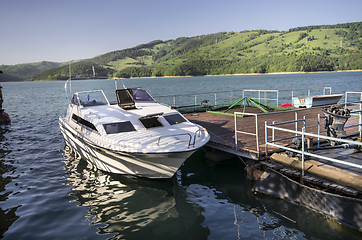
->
1, 0, 361, 65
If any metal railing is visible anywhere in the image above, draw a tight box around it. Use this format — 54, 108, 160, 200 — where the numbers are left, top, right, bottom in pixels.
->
154, 87, 334, 109
265, 121, 362, 176
157, 128, 206, 148
234, 112, 260, 153
344, 91, 362, 110
242, 90, 279, 106
157, 133, 193, 147
233, 109, 307, 154
155, 89, 280, 108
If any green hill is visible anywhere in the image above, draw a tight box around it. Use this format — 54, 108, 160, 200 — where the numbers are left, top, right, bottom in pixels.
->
0, 61, 63, 81
3, 22, 362, 80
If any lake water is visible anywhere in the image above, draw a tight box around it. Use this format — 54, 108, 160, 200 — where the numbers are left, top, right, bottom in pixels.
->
1, 72, 361, 239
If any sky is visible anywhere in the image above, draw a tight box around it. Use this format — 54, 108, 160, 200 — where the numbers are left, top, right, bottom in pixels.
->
1, 0, 361, 65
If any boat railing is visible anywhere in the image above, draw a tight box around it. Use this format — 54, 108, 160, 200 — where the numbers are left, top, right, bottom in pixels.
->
157, 129, 206, 148
157, 133, 193, 148
265, 120, 362, 176
154, 87, 333, 108
192, 128, 204, 146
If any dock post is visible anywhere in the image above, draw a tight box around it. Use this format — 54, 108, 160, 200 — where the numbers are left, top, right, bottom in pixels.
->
234, 113, 238, 150
359, 110, 362, 139
295, 111, 298, 135
272, 121, 275, 142
265, 121, 268, 157
301, 127, 305, 176
255, 115, 259, 153
303, 116, 306, 129
317, 114, 321, 149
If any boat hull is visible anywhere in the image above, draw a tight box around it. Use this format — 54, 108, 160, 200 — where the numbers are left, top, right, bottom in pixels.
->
59, 118, 197, 178
293, 94, 343, 108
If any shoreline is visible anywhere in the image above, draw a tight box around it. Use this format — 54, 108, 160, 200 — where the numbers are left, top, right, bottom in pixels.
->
118, 69, 362, 80
8, 69, 362, 82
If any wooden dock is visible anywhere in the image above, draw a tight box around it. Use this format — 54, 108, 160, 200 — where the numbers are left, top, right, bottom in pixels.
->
184, 105, 360, 160
185, 103, 362, 231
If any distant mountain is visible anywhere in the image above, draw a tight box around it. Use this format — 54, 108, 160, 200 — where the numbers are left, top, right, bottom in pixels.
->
0, 61, 63, 81
4, 22, 362, 81
0, 72, 23, 82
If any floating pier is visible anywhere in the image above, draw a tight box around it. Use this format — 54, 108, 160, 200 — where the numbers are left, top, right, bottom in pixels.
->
165, 88, 362, 231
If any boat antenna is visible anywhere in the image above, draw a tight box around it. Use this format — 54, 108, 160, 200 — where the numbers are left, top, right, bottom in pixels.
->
64, 62, 72, 100
114, 78, 127, 90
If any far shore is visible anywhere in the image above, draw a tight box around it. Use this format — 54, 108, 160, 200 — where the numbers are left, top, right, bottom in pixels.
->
113, 69, 362, 80
6, 69, 362, 82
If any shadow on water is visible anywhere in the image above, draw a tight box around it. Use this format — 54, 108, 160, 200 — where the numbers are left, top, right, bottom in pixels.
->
63, 146, 362, 240
0, 126, 20, 238
179, 149, 362, 239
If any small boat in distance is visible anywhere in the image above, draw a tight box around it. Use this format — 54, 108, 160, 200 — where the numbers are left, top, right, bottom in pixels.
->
59, 87, 210, 178
293, 94, 343, 108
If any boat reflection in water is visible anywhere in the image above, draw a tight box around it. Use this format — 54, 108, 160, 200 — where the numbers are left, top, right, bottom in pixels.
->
63, 147, 362, 239
62, 147, 210, 239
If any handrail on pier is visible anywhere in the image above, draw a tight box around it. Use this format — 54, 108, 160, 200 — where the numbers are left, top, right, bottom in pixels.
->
234, 112, 260, 153
265, 120, 362, 176
154, 87, 333, 109
344, 91, 362, 110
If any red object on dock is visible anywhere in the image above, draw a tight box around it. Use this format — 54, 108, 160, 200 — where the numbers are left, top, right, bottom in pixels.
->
279, 104, 293, 107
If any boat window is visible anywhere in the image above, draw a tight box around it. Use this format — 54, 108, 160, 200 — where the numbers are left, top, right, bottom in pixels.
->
132, 88, 156, 103
164, 114, 187, 125
139, 116, 163, 129
103, 121, 136, 134
72, 114, 98, 132
78, 91, 108, 107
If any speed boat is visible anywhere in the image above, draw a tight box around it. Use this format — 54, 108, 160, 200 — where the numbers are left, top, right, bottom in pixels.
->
293, 94, 343, 108
59, 87, 210, 178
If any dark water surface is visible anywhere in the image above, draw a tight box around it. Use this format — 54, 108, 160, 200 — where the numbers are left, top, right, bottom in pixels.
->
1, 72, 361, 239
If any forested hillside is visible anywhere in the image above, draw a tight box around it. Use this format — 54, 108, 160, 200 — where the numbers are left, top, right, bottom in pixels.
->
0, 61, 62, 81
1, 22, 361, 80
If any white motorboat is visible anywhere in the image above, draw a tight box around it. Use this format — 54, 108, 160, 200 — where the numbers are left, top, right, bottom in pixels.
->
59, 87, 210, 178
293, 94, 343, 108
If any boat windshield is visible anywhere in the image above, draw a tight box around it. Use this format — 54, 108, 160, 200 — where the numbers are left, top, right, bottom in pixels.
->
131, 88, 156, 103
77, 91, 108, 107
